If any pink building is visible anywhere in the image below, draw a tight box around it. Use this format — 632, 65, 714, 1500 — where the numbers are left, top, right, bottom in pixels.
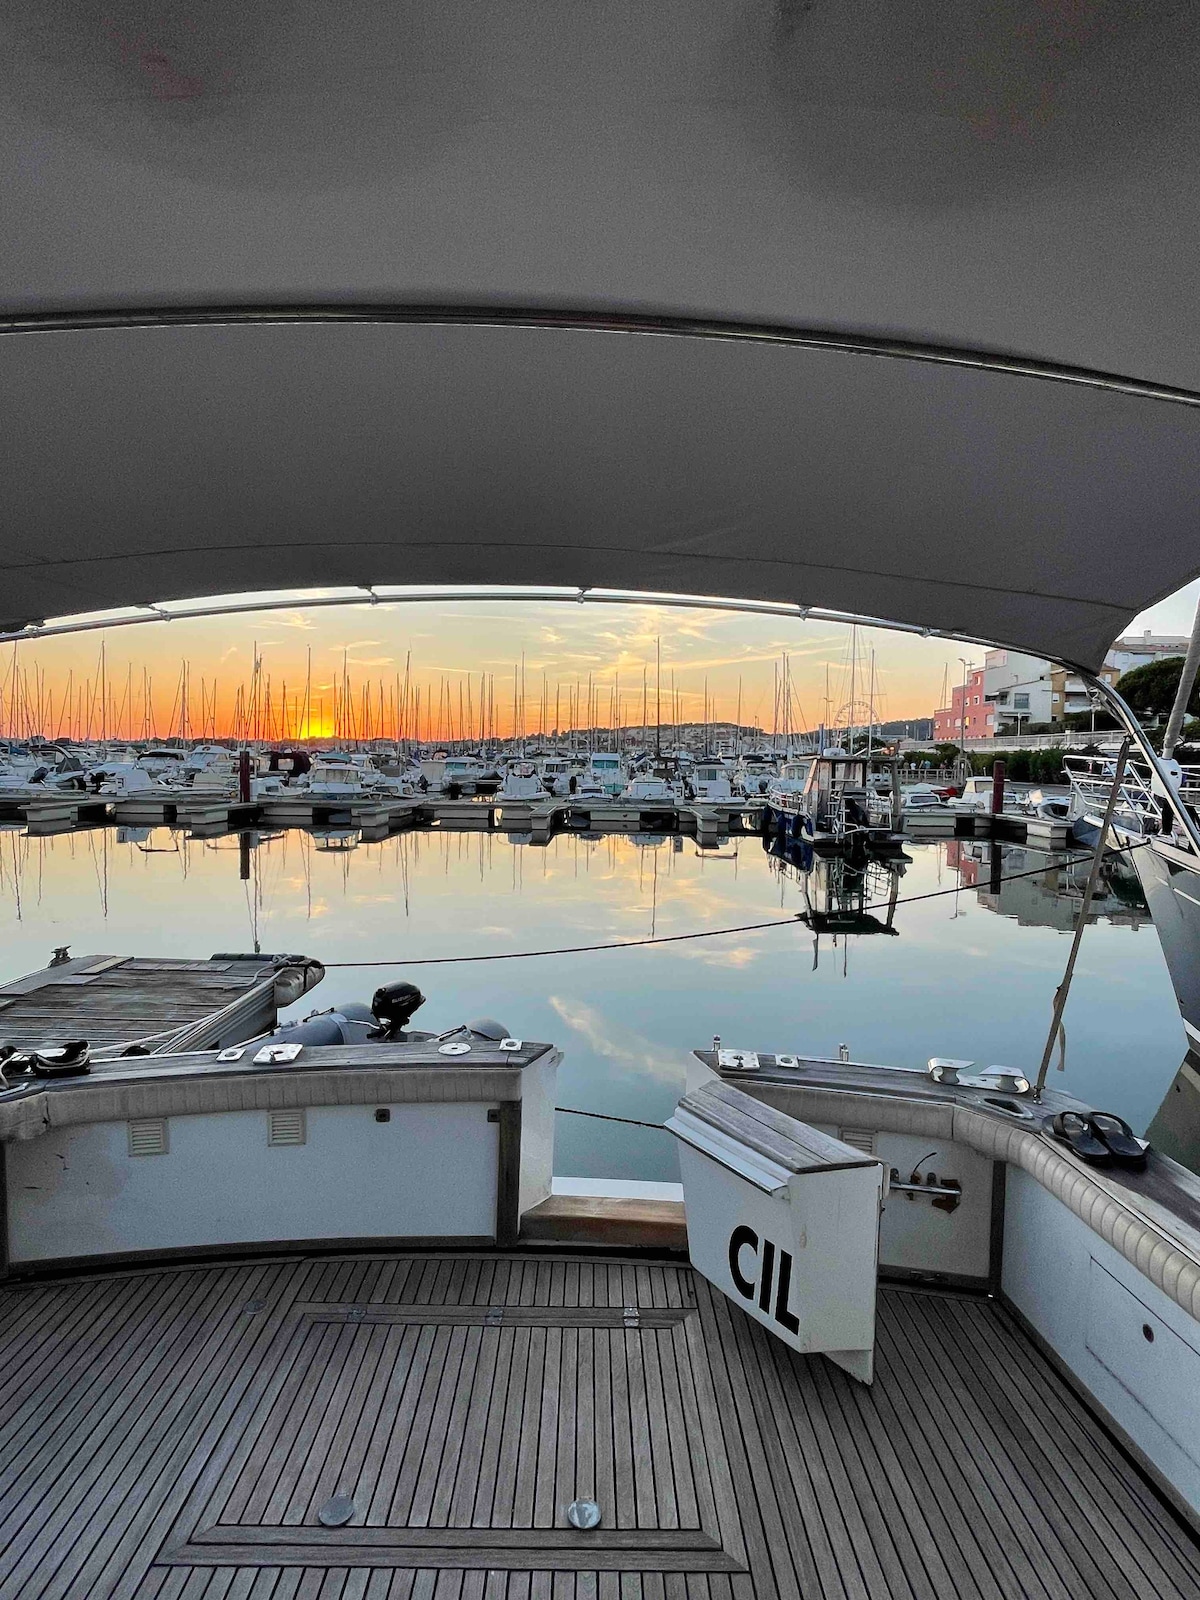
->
933, 669, 994, 742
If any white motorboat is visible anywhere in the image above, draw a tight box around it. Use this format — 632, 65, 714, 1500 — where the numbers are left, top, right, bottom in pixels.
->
1066, 753, 1200, 1047
620, 773, 678, 804
948, 773, 1022, 814
570, 772, 608, 801
135, 746, 190, 780
297, 755, 383, 802
496, 760, 548, 802
584, 752, 626, 795
439, 754, 488, 793
536, 755, 574, 795
898, 782, 948, 812
88, 763, 164, 797
734, 752, 780, 796
688, 759, 734, 802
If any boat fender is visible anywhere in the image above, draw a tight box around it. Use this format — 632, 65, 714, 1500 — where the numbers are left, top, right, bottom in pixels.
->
272, 956, 326, 1005
209, 955, 325, 1006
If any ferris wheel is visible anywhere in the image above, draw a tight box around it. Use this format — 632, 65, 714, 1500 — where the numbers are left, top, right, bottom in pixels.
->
832, 699, 877, 742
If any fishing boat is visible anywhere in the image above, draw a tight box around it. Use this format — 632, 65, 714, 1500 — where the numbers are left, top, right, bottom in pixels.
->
766, 751, 903, 854
6, 6, 1200, 1596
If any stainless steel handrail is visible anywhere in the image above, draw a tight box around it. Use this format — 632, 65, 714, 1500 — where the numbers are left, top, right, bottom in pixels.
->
1088, 677, 1200, 855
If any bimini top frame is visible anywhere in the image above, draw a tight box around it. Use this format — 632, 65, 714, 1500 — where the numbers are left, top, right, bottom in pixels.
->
0, 581, 1045, 657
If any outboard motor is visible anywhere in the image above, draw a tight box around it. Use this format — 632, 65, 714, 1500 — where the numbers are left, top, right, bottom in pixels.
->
370, 981, 426, 1039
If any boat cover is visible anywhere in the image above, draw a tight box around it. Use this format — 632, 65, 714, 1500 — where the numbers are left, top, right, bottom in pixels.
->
3, 3, 1199, 669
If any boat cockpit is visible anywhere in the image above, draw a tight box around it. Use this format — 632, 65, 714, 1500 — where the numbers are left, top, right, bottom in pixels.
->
5, 4, 1200, 1593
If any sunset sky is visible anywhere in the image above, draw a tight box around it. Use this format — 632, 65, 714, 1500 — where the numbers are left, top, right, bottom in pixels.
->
2, 582, 1194, 745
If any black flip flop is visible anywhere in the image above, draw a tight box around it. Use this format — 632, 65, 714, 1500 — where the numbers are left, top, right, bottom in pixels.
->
1086, 1112, 1148, 1170
1050, 1111, 1112, 1165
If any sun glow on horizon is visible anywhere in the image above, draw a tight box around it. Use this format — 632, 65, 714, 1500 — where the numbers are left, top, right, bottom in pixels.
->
0, 596, 1057, 745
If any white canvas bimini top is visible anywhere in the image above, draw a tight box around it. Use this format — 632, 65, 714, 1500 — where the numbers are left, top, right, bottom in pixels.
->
3, 3, 1199, 669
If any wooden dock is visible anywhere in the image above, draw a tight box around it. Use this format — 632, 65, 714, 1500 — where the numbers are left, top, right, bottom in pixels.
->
0, 787, 1071, 851
0, 1249, 1194, 1599
904, 809, 1075, 849
0, 952, 296, 1055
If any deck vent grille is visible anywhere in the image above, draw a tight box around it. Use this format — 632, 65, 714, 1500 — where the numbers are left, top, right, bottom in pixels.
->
127, 1117, 168, 1157
839, 1127, 876, 1156
267, 1108, 307, 1147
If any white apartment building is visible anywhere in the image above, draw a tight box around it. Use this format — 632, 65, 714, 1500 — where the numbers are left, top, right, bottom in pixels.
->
938, 635, 1189, 737
1107, 631, 1190, 675
981, 649, 1055, 732
986, 637, 1188, 729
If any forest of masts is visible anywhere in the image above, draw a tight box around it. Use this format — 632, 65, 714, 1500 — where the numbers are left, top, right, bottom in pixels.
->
1, 641, 823, 750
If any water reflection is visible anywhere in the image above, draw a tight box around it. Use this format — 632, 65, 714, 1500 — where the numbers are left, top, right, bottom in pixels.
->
948, 841, 1150, 933
763, 834, 904, 970
0, 826, 1186, 1177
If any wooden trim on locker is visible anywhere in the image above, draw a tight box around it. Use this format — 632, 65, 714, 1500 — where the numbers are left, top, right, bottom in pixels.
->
989, 1159, 1007, 1297
495, 1099, 522, 1248
0, 1141, 8, 1282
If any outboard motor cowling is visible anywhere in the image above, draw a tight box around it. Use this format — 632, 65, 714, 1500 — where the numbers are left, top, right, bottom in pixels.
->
371, 982, 426, 1039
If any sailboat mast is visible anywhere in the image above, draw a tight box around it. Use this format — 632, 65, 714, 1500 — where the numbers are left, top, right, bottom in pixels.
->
655, 638, 662, 756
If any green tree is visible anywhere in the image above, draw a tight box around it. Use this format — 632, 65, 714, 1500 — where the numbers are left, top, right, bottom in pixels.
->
1115, 656, 1192, 720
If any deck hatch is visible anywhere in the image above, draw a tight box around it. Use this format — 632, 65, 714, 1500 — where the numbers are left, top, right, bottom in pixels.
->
161, 1285, 743, 1572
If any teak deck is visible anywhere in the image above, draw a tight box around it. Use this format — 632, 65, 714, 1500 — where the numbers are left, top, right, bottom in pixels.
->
0, 1252, 1196, 1600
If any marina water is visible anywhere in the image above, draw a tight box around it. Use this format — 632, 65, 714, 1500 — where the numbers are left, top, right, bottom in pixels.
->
0, 825, 1184, 1181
